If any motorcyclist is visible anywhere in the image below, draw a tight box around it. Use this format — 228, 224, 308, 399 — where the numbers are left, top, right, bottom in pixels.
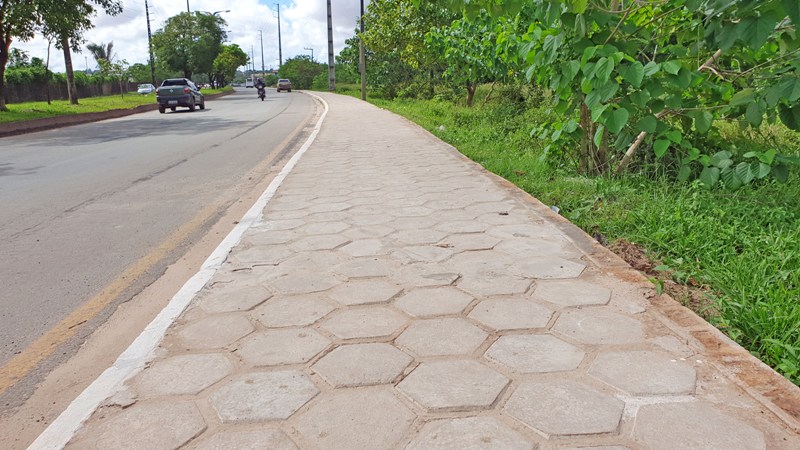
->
255, 77, 266, 100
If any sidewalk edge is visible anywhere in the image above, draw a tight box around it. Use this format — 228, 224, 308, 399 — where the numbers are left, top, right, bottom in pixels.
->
26, 92, 329, 450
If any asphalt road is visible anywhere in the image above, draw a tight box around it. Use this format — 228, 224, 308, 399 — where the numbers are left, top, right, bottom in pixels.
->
0, 88, 317, 400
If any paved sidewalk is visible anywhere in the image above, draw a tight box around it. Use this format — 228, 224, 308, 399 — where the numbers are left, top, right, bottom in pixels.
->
60, 93, 798, 449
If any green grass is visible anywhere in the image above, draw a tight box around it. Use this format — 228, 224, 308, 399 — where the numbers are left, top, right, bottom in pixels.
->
0, 86, 232, 123
354, 88, 800, 385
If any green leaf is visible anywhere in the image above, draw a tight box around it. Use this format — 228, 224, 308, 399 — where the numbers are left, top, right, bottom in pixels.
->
677, 164, 692, 182
780, 77, 800, 102
694, 111, 714, 133
593, 125, 605, 148
730, 88, 755, 106
585, 80, 619, 109
662, 60, 681, 75
654, 139, 670, 158
746, 102, 764, 127
675, 68, 692, 89
571, 0, 589, 14
721, 167, 744, 190
594, 57, 614, 82
782, 0, 800, 25
779, 104, 800, 130
618, 62, 644, 87
735, 162, 754, 184
635, 115, 658, 133
630, 90, 650, 107
664, 130, 682, 143
643, 61, 660, 76
562, 60, 581, 82
606, 107, 630, 133
738, 12, 777, 50
755, 162, 772, 178
699, 166, 720, 188
772, 164, 789, 182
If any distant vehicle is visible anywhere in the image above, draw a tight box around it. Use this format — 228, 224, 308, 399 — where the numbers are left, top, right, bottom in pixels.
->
244, 79, 254, 88
277, 79, 292, 93
137, 83, 156, 95
156, 78, 205, 113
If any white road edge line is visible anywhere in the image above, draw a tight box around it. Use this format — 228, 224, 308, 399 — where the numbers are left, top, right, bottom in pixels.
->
28, 92, 330, 450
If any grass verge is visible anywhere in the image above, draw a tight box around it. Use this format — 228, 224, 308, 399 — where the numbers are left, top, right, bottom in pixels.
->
0, 87, 232, 123
345, 87, 800, 385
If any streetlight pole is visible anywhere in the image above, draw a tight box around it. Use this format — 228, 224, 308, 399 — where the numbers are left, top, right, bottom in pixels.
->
304, 47, 314, 61
275, 3, 283, 68
186, 0, 190, 13
145, 0, 157, 86
259, 30, 265, 76
326, 0, 335, 91
360, 0, 366, 101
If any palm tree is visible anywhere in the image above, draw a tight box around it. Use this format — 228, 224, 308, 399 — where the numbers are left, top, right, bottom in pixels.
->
86, 41, 115, 67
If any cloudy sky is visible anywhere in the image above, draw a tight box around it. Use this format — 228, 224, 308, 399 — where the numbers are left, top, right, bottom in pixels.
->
13, 0, 369, 73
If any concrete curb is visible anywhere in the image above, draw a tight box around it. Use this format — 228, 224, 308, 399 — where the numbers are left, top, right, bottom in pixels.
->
386, 102, 800, 433
0, 91, 233, 138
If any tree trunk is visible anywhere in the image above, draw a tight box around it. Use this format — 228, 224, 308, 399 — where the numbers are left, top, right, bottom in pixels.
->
579, 102, 593, 174
466, 82, 476, 107
61, 36, 78, 105
0, 35, 11, 111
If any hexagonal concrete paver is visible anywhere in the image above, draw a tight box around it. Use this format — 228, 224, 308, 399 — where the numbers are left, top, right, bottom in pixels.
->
468, 299, 553, 330
396, 318, 488, 357
401, 245, 455, 263
504, 380, 623, 437
513, 257, 586, 279
485, 334, 585, 373
321, 307, 408, 340
552, 308, 644, 345
194, 429, 298, 449
340, 239, 386, 257
268, 271, 340, 295
72, 401, 206, 449
195, 284, 272, 314
437, 234, 502, 252
177, 314, 254, 350
294, 389, 416, 450
633, 402, 766, 450
394, 287, 474, 317
312, 343, 413, 387
290, 235, 350, 252
392, 229, 448, 245
252, 295, 335, 328
210, 371, 318, 423
531, 279, 612, 307
397, 360, 509, 411
300, 221, 350, 235
135, 353, 233, 397
488, 224, 559, 239
459, 275, 533, 297
261, 219, 306, 231
435, 220, 490, 234
242, 229, 297, 246
236, 328, 330, 366
232, 245, 294, 266
334, 258, 395, 278
407, 417, 535, 450
589, 350, 697, 396
328, 279, 401, 306
395, 264, 460, 288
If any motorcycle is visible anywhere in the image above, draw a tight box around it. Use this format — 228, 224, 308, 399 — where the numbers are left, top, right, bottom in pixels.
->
257, 86, 266, 101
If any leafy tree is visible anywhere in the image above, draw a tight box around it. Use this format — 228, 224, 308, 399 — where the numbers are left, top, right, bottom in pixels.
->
38, 0, 123, 105
86, 41, 115, 66
278, 55, 324, 89
152, 12, 226, 81
213, 44, 248, 87
0, 0, 38, 111
127, 63, 150, 83
98, 57, 127, 97
8, 47, 30, 67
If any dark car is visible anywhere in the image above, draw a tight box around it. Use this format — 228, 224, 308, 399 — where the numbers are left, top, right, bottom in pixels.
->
277, 79, 292, 93
156, 78, 205, 113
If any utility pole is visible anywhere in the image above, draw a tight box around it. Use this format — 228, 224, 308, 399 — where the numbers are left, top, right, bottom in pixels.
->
259, 30, 265, 76
304, 47, 314, 61
186, 0, 190, 13
359, 0, 366, 101
145, 0, 157, 86
275, 3, 283, 68
326, 0, 335, 91
250, 46, 255, 73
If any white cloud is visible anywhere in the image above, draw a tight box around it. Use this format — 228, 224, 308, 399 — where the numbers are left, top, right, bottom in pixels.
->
11, 0, 368, 74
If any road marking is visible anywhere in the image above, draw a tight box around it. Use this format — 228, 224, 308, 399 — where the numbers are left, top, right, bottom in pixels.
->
0, 201, 221, 396
28, 93, 329, 450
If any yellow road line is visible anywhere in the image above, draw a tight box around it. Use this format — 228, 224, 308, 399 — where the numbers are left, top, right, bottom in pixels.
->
0, 203, 220, 395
